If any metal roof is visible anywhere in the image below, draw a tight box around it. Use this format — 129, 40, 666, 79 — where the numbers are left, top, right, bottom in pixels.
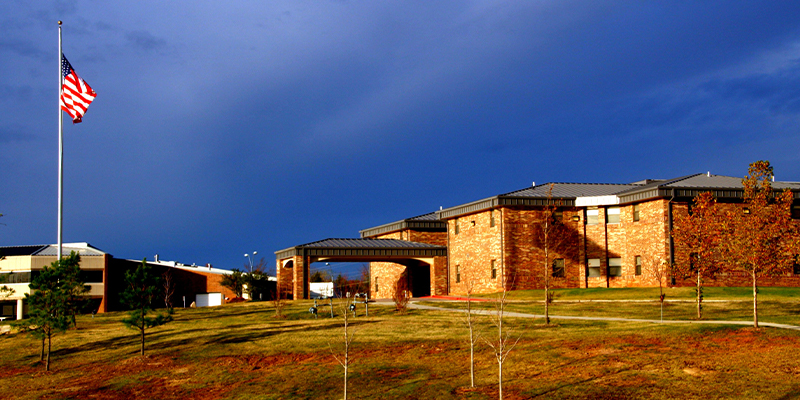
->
0, 245, 48, 257
359, 212, 446, 238
617, 174, 800, 203
501, 182, 640, 198
32, 243, 107, 257
0, 242, 107, 257
275, 238, 447, 260
436, 182, 641, 219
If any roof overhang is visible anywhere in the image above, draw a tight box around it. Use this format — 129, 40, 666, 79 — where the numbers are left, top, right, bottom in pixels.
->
275, 238, 447, 260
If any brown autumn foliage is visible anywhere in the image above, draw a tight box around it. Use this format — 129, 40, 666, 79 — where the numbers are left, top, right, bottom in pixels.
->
672, 191, 722, 319
718, 160, 798, 328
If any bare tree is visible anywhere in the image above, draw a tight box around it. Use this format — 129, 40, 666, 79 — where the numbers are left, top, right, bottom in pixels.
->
533, 184, 570, 324
272, 282, 287, 318
162, 270, 175, 309
329, 293, 357, 400
482, 274, 520, 400
642, 249, 669, 322
462, 275, 481, 388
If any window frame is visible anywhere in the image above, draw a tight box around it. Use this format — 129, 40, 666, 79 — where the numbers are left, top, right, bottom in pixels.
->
456, 265, 461, 283
633, 204, 640, 222
491, 259, 497, 279
606, 207, 621, 224
586, 209, 599, 225
635, 255, 642, 276
552, 258, 565, 278
587, 258, 601, 277
608, 257, 622, 277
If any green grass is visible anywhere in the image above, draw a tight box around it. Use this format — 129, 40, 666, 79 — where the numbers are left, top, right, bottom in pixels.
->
2, 290, 800, 399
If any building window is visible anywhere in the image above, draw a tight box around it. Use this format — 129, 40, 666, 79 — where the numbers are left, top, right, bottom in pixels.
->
635, 256, 642, 276
792, 205, 800, 220
490, 210, 495, 227
80, 270, 104, 283
606, 207, 621, 224
456, 265, 461, 283
454, 220, 459, 235
552, 258, 565, 278
491, 259, 497, 279
633, 204, 640, 222
375, 277, 379, 293
553, 209, 563, 223
587, 258, 601, 277
608, 258, 622, 277
586, 209, 599, 225
1, 271, 37, 284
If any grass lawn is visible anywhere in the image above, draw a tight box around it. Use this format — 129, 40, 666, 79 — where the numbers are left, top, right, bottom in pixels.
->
1, 289, 800, 399
424, 287, 800, 325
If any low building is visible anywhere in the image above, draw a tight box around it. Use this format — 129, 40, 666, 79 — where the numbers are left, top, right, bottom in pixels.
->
0, 243, 237, 320
0, 243, 110, 320
277, 173, 800, 299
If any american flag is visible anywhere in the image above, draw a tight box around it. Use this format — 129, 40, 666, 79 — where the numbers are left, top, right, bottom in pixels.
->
60, 55, 96, 123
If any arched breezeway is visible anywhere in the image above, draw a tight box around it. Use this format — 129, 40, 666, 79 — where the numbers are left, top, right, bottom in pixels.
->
274, 238, 447, 300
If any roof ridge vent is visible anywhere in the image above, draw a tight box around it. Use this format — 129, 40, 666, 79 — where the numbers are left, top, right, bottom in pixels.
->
707, 171, 710, 177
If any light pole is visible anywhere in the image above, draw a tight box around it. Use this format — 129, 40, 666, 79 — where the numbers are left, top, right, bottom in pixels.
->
244, 251, 258, 273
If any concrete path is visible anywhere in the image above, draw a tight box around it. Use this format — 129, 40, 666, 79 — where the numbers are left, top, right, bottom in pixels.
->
409, 302, 800, 331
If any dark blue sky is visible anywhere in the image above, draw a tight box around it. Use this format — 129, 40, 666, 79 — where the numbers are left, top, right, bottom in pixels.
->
2, 1, 800, 274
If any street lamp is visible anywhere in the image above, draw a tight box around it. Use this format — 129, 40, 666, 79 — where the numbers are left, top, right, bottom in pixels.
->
244, 251, 258, 273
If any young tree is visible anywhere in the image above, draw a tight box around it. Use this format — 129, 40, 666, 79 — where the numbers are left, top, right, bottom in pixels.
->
59, 257, 90, 328
719, 161, 798, 328
121, 259, 172, 356
532, 184, 570, 325
24, 252, 79, 371
329, 293, 357, 400
272, 281, 287, 318
461, 274, 480, 388
482, 274, 520, 400
642, 247, 670, 322
244, 270, 272, 300
162, 270, 175, 309
221, 268, 245, 298
672, 191, 721, 319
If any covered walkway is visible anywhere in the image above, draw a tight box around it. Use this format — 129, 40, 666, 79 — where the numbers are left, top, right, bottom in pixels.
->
275, 238, 447, 299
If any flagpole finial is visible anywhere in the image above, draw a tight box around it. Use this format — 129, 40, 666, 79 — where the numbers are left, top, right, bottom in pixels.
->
58, 21, 62, 25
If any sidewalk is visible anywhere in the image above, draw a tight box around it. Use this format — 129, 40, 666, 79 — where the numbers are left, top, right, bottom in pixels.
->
409, 302, 800, 331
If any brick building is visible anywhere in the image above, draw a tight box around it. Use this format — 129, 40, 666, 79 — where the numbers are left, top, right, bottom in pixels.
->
276, 173, 800, 299
0, 243, 236, 320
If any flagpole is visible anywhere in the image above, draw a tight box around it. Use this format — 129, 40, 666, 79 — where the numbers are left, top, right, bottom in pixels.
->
58, 21, 63, 261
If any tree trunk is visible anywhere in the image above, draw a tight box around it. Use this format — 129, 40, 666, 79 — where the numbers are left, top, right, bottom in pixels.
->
141, 327, 146, 356
469, 328, 475, 387
753, 271, 759, 328
498, 358, 503, 400
46, 332, 51, 372
544, 286, 550, 325
696, 271, 702, 319
40, 335, 45, 361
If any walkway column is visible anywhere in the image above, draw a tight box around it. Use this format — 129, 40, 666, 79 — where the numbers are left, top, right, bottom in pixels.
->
16, 299, 23, 320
